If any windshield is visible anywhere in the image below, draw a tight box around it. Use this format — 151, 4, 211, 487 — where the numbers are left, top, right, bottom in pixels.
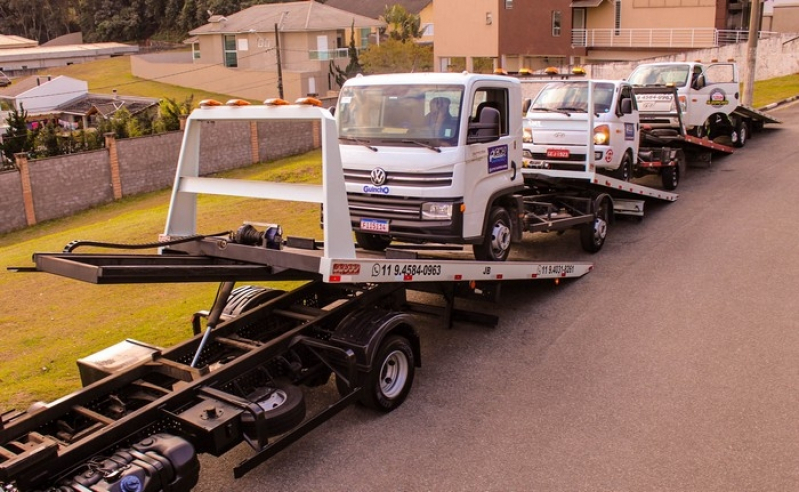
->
530, 81, 616, 114
628, 64, 691, 87
337, 84, 463, 147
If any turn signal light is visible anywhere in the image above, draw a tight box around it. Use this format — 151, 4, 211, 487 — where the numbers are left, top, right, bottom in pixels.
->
264, 98, 290, 106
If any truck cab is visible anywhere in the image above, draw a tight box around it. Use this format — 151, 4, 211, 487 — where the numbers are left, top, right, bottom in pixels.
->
336, 72, 525, 261
628, 61, 742, 141
522, 80, 640, 181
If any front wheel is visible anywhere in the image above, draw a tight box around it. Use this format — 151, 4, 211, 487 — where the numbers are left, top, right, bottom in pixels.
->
361, 335, 415, 412
472, 206, 512, 261
580, 198, 610, 253
613, 152, 633, 182
355, 231, 391, 251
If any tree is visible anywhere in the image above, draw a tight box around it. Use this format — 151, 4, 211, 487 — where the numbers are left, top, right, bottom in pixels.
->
154, 95, 194, 132
382, 4, 422, 43
0, 106, 34, 163
359, 39, 433, 74
329, 21, 363, 89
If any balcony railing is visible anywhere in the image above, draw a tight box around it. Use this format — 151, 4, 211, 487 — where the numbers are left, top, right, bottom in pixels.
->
572, 28, 776, 48
308, 47, 363, 61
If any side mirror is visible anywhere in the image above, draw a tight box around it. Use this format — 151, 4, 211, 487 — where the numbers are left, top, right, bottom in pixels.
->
522, 98, 532, 114
327, 106, 336, 116
620, 97, 633, 115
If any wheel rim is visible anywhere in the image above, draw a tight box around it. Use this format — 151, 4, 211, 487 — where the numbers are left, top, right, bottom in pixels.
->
669, 167, 678, 188
593, 208, 608, 245
740, 125, 747, 145
379, 349, 409, 399
490, 222, 511, 257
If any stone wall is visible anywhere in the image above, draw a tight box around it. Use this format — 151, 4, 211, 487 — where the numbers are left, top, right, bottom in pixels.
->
0, 171, 27, 232
1, 120, 318, 235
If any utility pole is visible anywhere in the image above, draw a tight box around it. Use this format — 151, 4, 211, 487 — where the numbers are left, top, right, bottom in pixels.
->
742, 0, 762, 106
274, 23, 284, 99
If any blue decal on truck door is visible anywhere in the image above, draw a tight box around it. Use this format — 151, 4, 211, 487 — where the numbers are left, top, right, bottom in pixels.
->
488, 145, 509, 174
625, 123, 635, 140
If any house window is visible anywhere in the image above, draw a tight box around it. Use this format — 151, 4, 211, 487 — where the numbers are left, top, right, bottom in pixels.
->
223, 35, 237, 67
360, 28, 371, 46
505, 0, 513, 8
552, 11, 562, 36
614, 0, 622, 35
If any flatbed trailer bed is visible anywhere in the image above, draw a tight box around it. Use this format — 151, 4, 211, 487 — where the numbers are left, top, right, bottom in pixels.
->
1, 101, 592, 492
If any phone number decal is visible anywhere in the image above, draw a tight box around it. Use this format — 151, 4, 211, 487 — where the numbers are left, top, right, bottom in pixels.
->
537, 264, 576, 275
371, 263, 443, 277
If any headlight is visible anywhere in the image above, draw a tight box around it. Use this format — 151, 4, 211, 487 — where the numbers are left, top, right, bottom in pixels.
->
421, 202, 454, 220
593, 124, 610, 145
523, 127, 533, 143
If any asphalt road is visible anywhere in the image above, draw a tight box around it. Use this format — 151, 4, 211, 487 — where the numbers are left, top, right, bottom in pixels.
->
195, 102, 799, 492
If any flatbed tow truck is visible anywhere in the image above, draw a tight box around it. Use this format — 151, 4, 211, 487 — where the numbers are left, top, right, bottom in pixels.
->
1, 101, 592, 492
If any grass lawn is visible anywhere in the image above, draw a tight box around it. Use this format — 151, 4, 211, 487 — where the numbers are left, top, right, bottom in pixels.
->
0, 151, 323, 410
0, 56, 796, 410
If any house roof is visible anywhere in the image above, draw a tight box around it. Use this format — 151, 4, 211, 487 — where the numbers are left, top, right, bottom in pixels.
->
189, 1, 385, 36
56, 94, 159, 117
0, 34, 37, 50
322, 0, 432, 19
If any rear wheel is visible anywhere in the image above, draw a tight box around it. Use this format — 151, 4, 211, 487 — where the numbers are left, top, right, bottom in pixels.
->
355, 231, 391, 251
472, 206, 512, 261
661, 164, 679, 190
733, 120, 748, 148
580, 198, 610, 253
344, 335, 415, 413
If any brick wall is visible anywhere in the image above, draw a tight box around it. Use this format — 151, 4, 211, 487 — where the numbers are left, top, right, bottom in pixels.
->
0, 171, 27, 232
0, 121, 319, 235
27, 150, 113, 223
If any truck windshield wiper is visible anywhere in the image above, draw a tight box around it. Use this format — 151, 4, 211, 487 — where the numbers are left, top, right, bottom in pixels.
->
401, 139, 442, 153
532, 106, 571, 117
557, 106, 587, 113
339, 136, 378, 152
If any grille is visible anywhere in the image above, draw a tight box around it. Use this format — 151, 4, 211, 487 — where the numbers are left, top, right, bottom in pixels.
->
344, 168, 452, 188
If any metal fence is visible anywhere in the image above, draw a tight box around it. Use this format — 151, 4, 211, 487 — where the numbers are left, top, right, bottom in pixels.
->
572, 28, 777, 48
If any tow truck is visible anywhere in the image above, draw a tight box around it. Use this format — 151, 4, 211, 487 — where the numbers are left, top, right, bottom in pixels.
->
337, 72, 684, 261
0, 98, 592, 492
628, 61, 781, 147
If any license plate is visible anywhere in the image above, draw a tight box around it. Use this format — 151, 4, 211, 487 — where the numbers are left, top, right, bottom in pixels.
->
360, 218, 389, 233
547, 148, 570, 159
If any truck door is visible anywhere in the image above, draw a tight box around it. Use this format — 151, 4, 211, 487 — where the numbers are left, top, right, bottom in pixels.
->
461, 85, 523, 239
688, 62, 740, 129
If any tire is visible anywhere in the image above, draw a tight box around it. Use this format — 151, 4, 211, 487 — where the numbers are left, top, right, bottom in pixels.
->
355, 231, 391, 251
733, 120, 748, 148
241, 380, 306, 437
472, 206, 512, 261
580, 198, 610, 253
360, 335, 415, 413
612, 152, 633, 182
661, 165, 679, 190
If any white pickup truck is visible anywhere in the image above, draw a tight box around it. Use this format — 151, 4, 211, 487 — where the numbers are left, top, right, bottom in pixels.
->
522, 79, 640, 182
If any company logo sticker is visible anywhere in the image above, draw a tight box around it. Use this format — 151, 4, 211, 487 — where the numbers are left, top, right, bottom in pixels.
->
625, 123, 635, 140
332, 263, 361, 275
605, 149, 614, 163
363, 185, 390, 194
707, 88, 729, 106
488, 145, 509, 174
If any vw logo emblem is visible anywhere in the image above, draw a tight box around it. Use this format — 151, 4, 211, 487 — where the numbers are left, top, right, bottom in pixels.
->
553, 132, 566, 138
370, 167, 387, 186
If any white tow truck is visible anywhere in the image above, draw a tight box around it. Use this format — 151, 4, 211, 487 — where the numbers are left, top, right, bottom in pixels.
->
336, 72, 681, 260
627, 61, 781, 147
3, 98, 592, 492
521, 78, 743, 191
